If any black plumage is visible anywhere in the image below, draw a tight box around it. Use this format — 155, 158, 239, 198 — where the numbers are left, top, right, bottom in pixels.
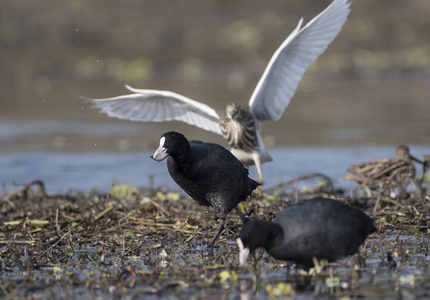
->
152, 131, 260, 246
87, 0, 352, 183
237, 197, 376, 266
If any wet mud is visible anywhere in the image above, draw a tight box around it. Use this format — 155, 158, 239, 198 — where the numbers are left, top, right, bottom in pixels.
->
1, 177, 429, 299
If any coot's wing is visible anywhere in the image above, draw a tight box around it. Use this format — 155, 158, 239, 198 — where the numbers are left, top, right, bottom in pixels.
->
273, 198, 374, 260
249, 0, 351, 126
86, 85, 222, 135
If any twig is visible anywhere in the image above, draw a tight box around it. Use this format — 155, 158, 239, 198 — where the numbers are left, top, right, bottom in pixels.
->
380, 197, 404, 208
262, 173, 334, 192
373, 197, 381, 214
50, 231, 71, 248
149, 200, 170, 217
0, 240, 35, 244
37, 231, 72, 258
94, 205, 114, 221
56, 209, 60, 236
122, 229, 126, 258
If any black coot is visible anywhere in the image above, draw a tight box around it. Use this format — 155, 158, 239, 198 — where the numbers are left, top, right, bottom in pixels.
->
152, 131, 260, 246
237, 197, 376, 266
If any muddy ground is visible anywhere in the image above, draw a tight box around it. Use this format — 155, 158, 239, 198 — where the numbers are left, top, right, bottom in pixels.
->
1, 177, 429, 299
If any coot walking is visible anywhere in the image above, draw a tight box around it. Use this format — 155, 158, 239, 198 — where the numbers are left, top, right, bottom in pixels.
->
237, 197, 375, 266
152, 131, 260, 246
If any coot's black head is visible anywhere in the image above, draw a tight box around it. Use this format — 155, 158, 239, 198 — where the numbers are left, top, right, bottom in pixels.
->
237, 218, 279, 266
151, 131, 190, 161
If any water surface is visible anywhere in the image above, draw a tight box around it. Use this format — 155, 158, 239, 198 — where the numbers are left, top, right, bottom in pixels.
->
1, 145, 428, 194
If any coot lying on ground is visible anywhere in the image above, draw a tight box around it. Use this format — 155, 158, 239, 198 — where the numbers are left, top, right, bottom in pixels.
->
152, 131, 260, 246
88, 0, 351, 183
237, 197, 376, 266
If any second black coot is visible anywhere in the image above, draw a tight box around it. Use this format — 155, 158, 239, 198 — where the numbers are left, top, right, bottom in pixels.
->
237, 197, 376, 266
152, 131, 260, 246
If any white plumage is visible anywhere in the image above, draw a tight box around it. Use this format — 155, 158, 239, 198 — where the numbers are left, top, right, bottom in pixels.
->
87, 0, 352, 181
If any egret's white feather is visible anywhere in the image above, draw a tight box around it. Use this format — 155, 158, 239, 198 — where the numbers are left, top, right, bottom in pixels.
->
86, 87, 222, 135
249, 0, 351, 125
86, 0, 351, 181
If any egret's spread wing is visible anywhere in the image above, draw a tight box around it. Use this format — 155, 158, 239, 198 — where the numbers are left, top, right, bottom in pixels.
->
249, 0, 351, 124
87, 85, 222, 135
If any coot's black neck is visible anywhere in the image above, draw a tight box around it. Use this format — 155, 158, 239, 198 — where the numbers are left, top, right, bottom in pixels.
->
170, 142, 192, 168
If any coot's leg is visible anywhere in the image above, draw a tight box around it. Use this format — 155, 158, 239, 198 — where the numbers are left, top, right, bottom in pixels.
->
235, 206, 255, 223
209, 220, 224, 247
235, 206, 246, 222
244, 207, 256, 218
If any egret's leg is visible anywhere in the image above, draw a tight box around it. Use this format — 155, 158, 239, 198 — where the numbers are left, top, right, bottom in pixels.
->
252, 153, 264, 183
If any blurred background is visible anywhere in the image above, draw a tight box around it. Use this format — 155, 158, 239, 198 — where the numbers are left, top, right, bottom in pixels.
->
1, 0, 429, 193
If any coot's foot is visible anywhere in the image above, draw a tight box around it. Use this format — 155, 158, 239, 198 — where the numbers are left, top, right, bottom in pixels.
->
209, 220, 225, 247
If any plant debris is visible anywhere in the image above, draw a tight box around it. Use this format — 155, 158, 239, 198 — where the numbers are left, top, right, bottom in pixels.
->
1, 176, 429, 299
